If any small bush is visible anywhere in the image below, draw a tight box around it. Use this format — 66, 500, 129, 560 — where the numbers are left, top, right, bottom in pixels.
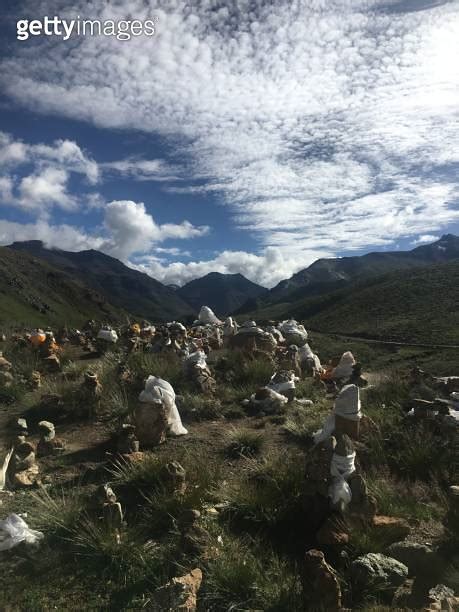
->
225, 427, 265, 458
283, 400, 330, 445
201, 531, 302, 611
366, 473, 447, 522
217, 451, 306, 534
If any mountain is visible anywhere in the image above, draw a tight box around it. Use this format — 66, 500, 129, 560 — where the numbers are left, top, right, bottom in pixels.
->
8, 241, 194, 323
0, 246, 125, 327
177, 272, 267, 316
243, 261, 459, 344
238, 234, 459, 313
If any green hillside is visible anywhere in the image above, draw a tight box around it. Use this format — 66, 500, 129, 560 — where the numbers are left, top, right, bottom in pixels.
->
0, 247, 125, 328
8, 241, 194, 323
245, 261, 459, 344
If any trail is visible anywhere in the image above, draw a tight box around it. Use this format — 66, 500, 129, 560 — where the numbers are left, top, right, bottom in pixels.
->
310, 330, 459, 349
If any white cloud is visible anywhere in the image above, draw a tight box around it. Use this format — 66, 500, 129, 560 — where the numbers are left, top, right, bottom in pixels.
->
18, 167, 75, 211
411, 233, 439, 245
0, 132, 99, 212
1, 0, 458, 282
101, 200, 209, 259
103, 158, 181, 182
0, 199, 210, 263
132, 246, 327, 288
0, 218, 103, 251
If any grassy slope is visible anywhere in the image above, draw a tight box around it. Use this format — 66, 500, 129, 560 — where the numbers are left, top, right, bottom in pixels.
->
8, 242, 194, 323
0, 247, 125, 328
243, 261, 459, 344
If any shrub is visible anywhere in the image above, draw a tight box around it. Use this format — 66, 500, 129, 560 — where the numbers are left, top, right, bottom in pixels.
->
366, 473, 447, 522
216, 451, 306, 535
225, 427, 265, 459
201, 531, 302, 611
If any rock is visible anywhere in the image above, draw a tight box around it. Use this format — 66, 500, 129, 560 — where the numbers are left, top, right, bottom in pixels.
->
334, 384, 361, 440
134, 401, 168, 447
316, 517, 349, 547
116, 424, 140, 454
348, 473, 377, 518
352, 553, 408, 590
152, 568, 202, 611
372, 515, 411, 542
386, 542, 440, 576
161, 461, 186, 495
267, 370, 297, 402
179, 509, 209, 556
37, 420, 66, 457
302, 549, 342, 611
249, 387, 288, 415
9, 441, 40, 488
425, 584, 459, 611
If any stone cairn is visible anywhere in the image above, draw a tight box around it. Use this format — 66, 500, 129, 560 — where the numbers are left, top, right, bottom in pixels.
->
0, 352, 13, 388
39, 332, 61, 372
8, 441, 39, 488
302, 549, 342, 611
98, 484, 124, 544
116, 423, 140, 455
82, 371, 102, 418
37, 421, 66, 457
134, 392, 168, 447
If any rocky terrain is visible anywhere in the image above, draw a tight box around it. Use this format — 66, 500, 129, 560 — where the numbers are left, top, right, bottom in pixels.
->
0, 310, 457, 611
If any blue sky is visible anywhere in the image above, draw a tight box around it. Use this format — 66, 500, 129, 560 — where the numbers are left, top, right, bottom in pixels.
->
0, 0, 458, 288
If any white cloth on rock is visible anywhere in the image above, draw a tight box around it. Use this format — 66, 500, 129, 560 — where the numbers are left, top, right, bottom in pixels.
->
328, 452, 356, 508
198, 306, 222, 326
139, 376, 188, 436
298, 344, 322, 370
185, 350, 207, 369
313, 384, 361, 444
0, 514, 44, 551
334, 384, 362, 420
267, 372, 298, 394
330, 351, 355, 379
278, 320, 308, 346
97, 328, 118, 343
223, 317, 238, 337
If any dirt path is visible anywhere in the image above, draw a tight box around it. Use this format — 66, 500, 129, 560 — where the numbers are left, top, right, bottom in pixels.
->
311, 330, 459, 349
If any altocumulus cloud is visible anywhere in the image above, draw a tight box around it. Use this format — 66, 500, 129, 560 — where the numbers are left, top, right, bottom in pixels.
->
1, 0, 459, 286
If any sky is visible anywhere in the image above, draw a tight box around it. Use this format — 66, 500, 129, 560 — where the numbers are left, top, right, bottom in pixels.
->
0, 0, 458, 288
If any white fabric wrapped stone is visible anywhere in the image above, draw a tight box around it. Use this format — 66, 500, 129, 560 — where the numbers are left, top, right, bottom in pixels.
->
198, 306, 222, 326
97, 328, 118, 343
334, 384, 361, 420
223, 317, 238, 337
185, 350, 207, 369
298, 344, 322, 370
267, 371, 297, 394
328, 451, 356, 508
313, 384, 361, 444
330, 351, 355, 379
278, 320, 308, 347
139, 376, 188, 436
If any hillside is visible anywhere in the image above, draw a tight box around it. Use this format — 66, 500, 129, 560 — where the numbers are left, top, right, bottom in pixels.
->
239, 234, 459, 312
0, 247, 124, 327
8, 241, 194, 323
177, 272, 267, 316
244, 261, 459, 344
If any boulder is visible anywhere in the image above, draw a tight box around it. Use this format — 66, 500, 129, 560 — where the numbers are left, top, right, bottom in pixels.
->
372, 515, 411, 542
352, 553, 408, 590
134, 401, 168, 447
386, 542, 440, 576
302, 549, 342, 611
152, 568, 202, 611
